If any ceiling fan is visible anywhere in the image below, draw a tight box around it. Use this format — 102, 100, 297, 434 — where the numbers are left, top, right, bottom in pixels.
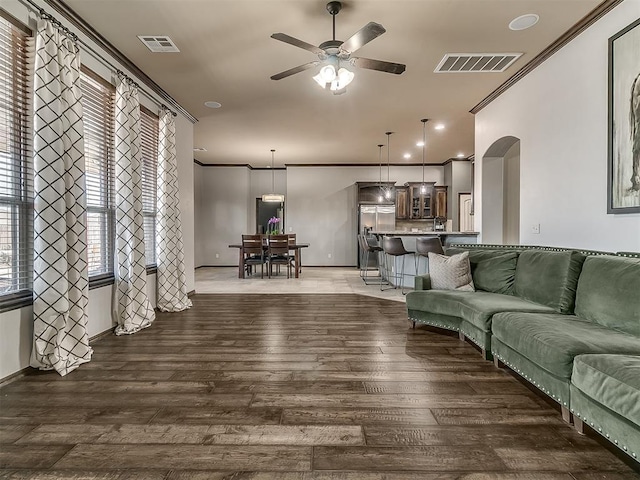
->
270, 1, 406, 94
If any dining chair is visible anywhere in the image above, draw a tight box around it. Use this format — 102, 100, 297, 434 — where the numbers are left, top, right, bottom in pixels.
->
287, 233, 300, 274
241, 234, 266, 278
267, 234, 291, 278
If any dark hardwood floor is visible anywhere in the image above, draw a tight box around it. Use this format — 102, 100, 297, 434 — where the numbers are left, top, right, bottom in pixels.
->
1, 294, 638, 479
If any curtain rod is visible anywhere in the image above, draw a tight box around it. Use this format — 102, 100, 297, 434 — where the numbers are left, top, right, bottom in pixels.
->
16, 0, 187, 121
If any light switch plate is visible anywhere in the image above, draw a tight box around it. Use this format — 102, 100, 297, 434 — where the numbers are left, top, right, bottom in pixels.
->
531, 224, 540, 234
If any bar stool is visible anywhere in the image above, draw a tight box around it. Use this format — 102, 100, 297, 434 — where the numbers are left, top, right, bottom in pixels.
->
381, 236, 414, 294
358, 234, 387, 285
415, 236, 444, 276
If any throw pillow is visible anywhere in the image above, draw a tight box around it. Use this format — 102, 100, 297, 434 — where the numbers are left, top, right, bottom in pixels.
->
428, 251, 475, 291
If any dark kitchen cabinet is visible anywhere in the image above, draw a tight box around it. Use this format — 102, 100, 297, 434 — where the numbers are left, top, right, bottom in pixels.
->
434, 185, 448, 218
395, 187, 408, 219
405, 182, 447, 219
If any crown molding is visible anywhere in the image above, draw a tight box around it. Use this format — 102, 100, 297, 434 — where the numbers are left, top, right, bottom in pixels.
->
193, 159, 473, 168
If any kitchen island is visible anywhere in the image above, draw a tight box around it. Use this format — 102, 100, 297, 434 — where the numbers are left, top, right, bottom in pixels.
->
369, 230, 479, 288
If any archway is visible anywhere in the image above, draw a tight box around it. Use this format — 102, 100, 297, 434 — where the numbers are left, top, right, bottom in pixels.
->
481, 136, 521, 244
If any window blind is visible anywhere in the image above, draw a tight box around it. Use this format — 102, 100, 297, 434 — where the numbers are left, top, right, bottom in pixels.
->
81, 70, 115, 278
0, 15, 32, 296
140, 106, 158, 266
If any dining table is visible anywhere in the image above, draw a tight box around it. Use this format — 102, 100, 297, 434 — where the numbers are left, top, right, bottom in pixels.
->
228, 241, 310, 279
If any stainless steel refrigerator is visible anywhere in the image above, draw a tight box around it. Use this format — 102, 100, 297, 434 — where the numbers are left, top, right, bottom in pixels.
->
357, 205, 395, 268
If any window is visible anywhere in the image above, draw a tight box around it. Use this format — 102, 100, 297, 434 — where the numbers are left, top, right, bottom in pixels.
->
140, 107, 158, 267
81, 69, 115, 279
0, 14, 32, 298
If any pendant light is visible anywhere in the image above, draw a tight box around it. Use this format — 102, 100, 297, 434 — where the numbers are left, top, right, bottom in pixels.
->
262, 149, 285, 202
383, 131, 394, 200
377, 144, 384, 203
420, 119, 429, 194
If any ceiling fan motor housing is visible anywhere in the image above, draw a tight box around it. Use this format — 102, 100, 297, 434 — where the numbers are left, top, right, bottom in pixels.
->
319, 40, 344, 56
326, 1, 342, 16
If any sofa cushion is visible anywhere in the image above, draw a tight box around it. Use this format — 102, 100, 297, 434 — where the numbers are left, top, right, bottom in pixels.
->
405, 290, 555, 332
572, 354, 640, 428
446, 248, 518, 295
428, 251, 474, 291
574, 255, 640, 337
514, 250, 585, 314
492, 312, 640, 379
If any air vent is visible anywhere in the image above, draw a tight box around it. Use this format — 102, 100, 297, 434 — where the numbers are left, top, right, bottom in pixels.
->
137, 35, 180, 53
435, 53, 522, 73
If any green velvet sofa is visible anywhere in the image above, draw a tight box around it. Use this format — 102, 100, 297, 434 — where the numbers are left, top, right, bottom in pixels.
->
571, 354, 640, 463
406, 245, 640, 463
407, 245, 588, 359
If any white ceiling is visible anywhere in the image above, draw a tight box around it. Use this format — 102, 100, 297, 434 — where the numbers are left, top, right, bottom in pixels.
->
64, 0, 602, 167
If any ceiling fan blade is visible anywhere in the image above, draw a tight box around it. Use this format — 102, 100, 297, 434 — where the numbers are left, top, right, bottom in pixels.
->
271, 33, 324, 55
339, 22, 386, 55
270, 61, 319, 80
352, 57, 406, 75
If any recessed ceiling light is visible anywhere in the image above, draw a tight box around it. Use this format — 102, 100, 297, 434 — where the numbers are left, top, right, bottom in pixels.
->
193, 147, 207, 152
434, 124, 445, 131
416, 141, 425, 147
509, 14, 539, 31
457, 153, 465, 158
204, 101, 222, 109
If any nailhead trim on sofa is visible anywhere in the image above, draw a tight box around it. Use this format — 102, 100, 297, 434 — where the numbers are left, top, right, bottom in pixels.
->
448, 243, 614, 257
459, 326, 484, 349
491, 350, 569, 407
570, 408, 637, 459
408, 316, 458, 331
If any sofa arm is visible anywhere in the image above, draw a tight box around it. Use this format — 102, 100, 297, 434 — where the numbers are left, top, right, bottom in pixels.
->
415, 274, 432, 290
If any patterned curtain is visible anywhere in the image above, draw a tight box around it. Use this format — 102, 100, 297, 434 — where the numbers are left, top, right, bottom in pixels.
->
114, 74, 155, 335
156, 110, 192, 312
31, 18, 92, 376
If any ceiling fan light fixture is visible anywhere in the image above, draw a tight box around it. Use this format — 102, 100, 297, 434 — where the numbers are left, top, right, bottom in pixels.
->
319, 64, 337, 82
313, 72, 328, 88
338, 67, 354, 87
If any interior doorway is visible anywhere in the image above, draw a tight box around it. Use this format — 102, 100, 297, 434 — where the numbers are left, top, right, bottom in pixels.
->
256, 199, 284, 234
458, 193, 473, 232
481, 136, 521, 244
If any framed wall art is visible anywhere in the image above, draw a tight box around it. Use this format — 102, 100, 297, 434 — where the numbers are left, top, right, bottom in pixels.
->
608, 18, 640, 214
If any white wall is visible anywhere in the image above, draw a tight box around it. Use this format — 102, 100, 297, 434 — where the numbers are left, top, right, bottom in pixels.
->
450, 161, 473, 231
175, 115, 195, 292
194, 164, 445, 268
503, 142, 521, 245
0, 0, 194, 380
194, 163, 205, 268
286, 165, 444, 266
475, 0, 640, 251
196, 167, 251, 266
482, 157, 505, 244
